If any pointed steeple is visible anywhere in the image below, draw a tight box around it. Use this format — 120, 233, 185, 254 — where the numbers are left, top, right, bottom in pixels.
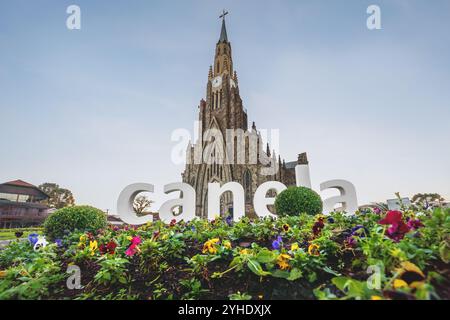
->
219, 10, 229, 43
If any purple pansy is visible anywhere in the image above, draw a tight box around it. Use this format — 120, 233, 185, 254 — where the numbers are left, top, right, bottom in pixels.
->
272, 236, 283, 250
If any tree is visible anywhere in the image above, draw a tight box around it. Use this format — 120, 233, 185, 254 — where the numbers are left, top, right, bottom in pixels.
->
133, 195, 154, 216
411, 193, 445, 209
39, 183, 75, 209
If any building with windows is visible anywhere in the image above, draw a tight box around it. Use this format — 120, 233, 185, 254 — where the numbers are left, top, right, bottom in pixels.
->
0, 180, 50, 228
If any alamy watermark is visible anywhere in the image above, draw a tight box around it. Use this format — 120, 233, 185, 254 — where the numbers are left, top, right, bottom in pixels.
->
171, 122, 281, 176
66, 5, 81, 30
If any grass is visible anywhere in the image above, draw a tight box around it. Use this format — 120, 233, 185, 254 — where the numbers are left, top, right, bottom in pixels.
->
0, 227, 43, 241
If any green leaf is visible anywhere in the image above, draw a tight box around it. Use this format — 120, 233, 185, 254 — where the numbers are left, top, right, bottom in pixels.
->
331, 277, 350, 292
270, 269, 290, 279
247, 259, 270, 276
287, 268, 303, 281
439, 242, 450, 263
256, 249, 276, 264
323, 266, 341, 276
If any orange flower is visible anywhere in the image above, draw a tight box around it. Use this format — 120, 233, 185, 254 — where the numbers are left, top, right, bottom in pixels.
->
276, 253, 291, 270
308, 244, 320, 256
202, 238, 220, 254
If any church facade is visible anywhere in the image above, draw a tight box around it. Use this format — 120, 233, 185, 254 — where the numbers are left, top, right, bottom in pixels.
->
182, 14, 307, 218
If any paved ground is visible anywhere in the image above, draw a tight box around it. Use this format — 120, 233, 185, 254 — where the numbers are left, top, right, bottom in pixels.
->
0, 240, 11, 249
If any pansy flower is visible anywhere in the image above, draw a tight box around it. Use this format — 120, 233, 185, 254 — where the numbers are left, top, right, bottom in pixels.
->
28, 233, 39, 246
272, 236, 283, 250
78, 237, 86, 248
222, 240, 232, 250
55, 239, 63, 247
276, 254, 291, 270
125, 236, 141, 257
225, 215, 233, 226
373, 207, 382, 215
312, 218, 325, 236
282, 224, 290, 232
393, 261, 426, 290
202, 238, 220, 254
290, 242, 299, 251
239, 249, 250, 255
407, 219, 424, 230
308, 244, 320, 256
345, 236, 357, 248
89, 240, 98, 256
99, 244, 107, 255
379, 211, 411, 242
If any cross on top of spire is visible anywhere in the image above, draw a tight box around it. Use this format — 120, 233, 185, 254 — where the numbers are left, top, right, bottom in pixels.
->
219, 9, 229, 20
218, 10, 229, 42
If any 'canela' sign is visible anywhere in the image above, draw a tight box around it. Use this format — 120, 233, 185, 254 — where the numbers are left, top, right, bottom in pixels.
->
116, 162, 358, 225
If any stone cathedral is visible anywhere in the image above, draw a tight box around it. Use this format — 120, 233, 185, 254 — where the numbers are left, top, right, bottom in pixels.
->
182, 13, 308, 218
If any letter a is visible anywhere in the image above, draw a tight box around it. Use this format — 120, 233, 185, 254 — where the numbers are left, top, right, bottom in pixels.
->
320, 180, 358, 215
66, 5, 81, 30
367, 5, 381, 30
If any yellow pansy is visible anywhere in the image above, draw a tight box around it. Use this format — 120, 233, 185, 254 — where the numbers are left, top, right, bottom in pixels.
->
78, 235, 87, 248
127, 236, 133, 241
290, 243, 299, 251
202, 238, 220, 254
371, 295, 383, 300
276, 253, 291, 270
223, 240, 232, 250
394, 261, 426, 289
240, 249, 250, 255
393, 279, 408, 289
308, 244, 320, 256
0, 270, 7, 278
89, 240, 98, 256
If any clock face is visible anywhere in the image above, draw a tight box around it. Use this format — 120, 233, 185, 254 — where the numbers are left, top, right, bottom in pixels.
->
212, 76, 222, 88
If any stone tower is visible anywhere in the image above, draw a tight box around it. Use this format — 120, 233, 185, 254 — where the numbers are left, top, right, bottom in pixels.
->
182, 12, 304, 218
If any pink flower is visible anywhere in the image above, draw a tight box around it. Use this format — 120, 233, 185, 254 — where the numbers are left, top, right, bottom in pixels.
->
125, 236, 141, 257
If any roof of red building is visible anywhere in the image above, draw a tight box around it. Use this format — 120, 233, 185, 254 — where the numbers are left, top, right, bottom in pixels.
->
0, 180, 49, 200
4, 180, 37, 188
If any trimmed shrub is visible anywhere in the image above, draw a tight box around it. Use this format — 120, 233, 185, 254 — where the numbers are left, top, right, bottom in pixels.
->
44, 205, 107, 240
275, 186, 323, 216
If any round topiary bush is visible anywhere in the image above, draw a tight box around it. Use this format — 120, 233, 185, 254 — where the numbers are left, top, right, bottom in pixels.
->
275, 186, 323, 216
44, 205, 107, 240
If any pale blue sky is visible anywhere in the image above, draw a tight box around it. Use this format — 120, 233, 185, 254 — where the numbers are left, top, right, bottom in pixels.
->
1, 0, 449, 212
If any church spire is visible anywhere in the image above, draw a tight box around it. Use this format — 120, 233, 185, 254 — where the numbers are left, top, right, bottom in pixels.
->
219, 10, 229, 43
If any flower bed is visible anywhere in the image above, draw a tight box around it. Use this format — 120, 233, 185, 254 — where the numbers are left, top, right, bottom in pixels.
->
0, 208, 449, 300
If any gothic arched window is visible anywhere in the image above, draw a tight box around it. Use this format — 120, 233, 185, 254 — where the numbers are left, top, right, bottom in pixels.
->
243, 170, 252, 203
